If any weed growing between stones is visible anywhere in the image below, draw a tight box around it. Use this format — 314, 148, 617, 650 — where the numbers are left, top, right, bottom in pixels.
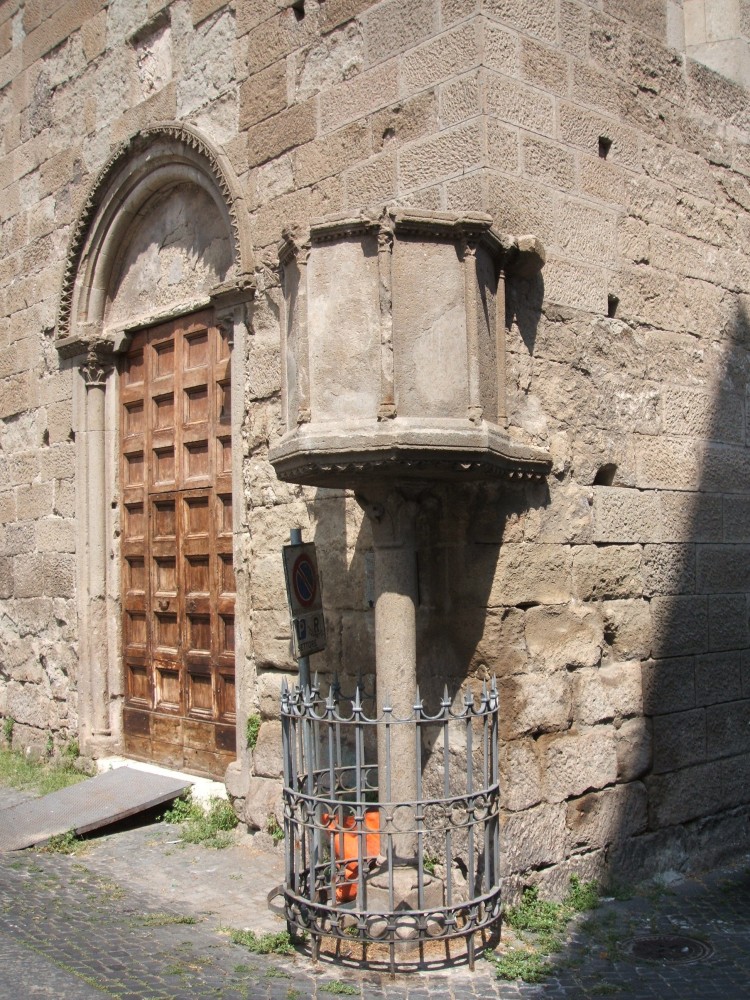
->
266, 814, 284, 843
0, 747, 87, 795
3, 716, 14, 745
224, 927, 295, 955
487, 876, 600, 983
41, 830, 85, 855
246, 714, 261, 749
134, 912, 199, 927
162, 792, 238, 848
320, 981, 359, 995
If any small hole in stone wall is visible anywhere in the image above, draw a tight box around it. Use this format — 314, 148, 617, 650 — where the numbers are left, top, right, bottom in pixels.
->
598, 135, 612, 158
593, 463, 617, 486
607, 293, 619, 318
42, 428, 49, 446
68, 429, 75, 442
291, 0, 305, 19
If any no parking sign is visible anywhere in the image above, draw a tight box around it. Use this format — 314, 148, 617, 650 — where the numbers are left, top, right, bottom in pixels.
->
282, 541, 326, 658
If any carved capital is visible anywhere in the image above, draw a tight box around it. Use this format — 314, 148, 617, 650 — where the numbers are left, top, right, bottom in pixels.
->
81, 346, 114, 389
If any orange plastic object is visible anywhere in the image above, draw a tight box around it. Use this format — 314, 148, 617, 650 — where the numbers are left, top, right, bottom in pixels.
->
321, 809, 380, 902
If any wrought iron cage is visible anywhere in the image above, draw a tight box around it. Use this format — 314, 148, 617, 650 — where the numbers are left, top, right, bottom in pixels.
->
280, 676, 501, 970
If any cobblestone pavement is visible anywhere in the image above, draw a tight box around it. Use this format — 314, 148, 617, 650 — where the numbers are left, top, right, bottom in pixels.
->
1, 787, 749, 999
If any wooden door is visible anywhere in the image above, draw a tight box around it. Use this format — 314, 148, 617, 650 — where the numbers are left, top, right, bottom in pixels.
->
120, 312, 236, 777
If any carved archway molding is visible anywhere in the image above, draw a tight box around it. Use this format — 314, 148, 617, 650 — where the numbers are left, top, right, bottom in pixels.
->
58, 124, 254, 763
56, 121, 256, 358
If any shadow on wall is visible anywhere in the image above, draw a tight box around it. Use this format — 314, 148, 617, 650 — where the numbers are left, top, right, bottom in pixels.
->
605, 295, 750, 883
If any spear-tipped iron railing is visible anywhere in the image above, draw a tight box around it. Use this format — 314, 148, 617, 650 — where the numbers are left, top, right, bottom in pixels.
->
280, 675, 501, 971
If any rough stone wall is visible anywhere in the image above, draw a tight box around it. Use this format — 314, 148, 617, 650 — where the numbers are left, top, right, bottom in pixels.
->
0, 0, 748, 893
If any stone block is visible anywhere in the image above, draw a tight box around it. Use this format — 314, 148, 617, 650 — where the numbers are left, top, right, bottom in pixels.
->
525, 482, 594, 545
40, 443, 75, 481
13, 553, 45, 598
566, 781, 647, 850
652, 708, 706, 773
341, 610, 376, 674
257, 669, 298, 719
295, 119, 371, 187
246, 101, 317, 168
295, 21, 364, 101
541, 727, 618, 802
573, 662, 642, 726
723, 497, 750, 542
345, 150, 396, 206
499, 738, 542, 812
501, 802, 567, 875
663, 386, 745, 442
646, 759, 724, 827
485, 72, 554, 136
486, 173, 556, 244
439, 70, 481, 128
239, 60, 287, 130
0, 556, 13, 599
42, 553, 75, 597
319, 0, 375, 34
8, 450, 40, 487
362, 0, 438, 67
601, 598, 651, 661
558, 101, 641, 169
251, 719, 284, 779
650, 595, 709, 657
520, 34, 569, 96
398, 119, 482, 191
53, 479, 76, 519
402, 21, 478, 93
642, 656, 696, 716
643, 543, 696, 597
487, 543, 573, 607
372, 90, 437, 151
719, 751, 750, 810
636, 438, 701, 491
6, 680, 52, 730
706, 699, 750, 760
485, 118, 520, 172
698, 546, 750, 594
35, 518, 75, 553
244, 775, 284, 830
499, 670, 571, 739
14, 482, 53, 520
541, 255, 608, 312
320, 59, 399, 132
525, 603, 603, 671
572, 544, 642, 600
0, 490, 17, 523
252, 609, 294, 669
695, 651, 743, 707
254, 155, 295, 205
615, 716, 651, 781
523, 134, 574, 189
484, 0, 557, 43
708, 594, 749, 652
660, 490, 722, 543
484, 20, 517, 74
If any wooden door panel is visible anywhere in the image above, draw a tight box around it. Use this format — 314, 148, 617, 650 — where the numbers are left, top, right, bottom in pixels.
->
121, 312, 236, 778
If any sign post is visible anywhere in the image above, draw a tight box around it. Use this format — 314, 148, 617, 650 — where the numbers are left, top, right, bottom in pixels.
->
283, 528, 326, 690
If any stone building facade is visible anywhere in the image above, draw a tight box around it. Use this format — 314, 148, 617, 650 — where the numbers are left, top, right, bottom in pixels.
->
1, 0, 749, 896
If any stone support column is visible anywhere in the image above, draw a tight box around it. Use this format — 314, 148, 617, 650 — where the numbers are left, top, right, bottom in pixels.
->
81, 350, 113, 739
357, 488, 418, 860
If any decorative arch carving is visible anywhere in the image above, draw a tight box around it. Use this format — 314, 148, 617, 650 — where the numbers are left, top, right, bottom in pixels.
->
56, 122, 255, 356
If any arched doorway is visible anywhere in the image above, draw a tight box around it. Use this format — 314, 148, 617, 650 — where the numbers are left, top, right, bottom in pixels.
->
56, 124, 255, 778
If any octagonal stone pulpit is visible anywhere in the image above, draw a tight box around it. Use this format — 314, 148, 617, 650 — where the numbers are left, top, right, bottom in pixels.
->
269, 208, 550, 488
